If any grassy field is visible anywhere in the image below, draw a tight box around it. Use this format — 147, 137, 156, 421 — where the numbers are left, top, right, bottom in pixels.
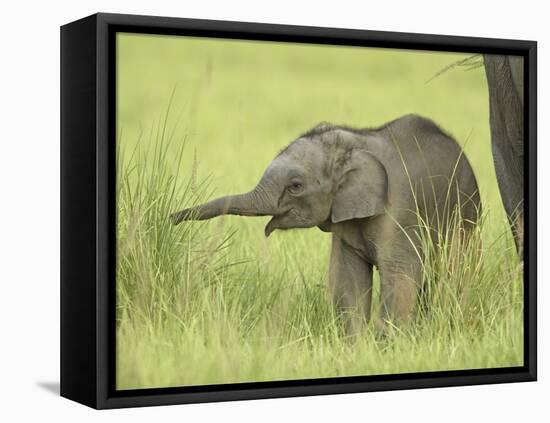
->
115, 33, 523, 390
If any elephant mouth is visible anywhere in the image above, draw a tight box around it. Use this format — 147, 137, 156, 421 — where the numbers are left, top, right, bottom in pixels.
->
264, 210, 292, 237
264, 215, 282, 238
264, 208, 312, 237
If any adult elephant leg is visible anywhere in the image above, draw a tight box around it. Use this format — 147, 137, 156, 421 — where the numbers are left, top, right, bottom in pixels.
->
492, 143, 524, 256
329, 234, 373, 335
489, 110, 524, 256
484, 54, 524, 257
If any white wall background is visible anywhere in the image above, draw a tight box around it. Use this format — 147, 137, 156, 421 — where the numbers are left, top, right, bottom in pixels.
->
0, 0, 546, 421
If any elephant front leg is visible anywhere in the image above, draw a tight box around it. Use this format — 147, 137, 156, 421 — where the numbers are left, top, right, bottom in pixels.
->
329, 235, 373, 335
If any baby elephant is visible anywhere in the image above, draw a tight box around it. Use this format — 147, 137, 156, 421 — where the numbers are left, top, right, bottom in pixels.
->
171, 115, 481, 333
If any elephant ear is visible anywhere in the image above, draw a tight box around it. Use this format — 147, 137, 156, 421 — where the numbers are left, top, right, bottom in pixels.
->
331, 148, 388, 223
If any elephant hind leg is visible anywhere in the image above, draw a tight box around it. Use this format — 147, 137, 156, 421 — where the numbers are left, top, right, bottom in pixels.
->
377, 261, 422, 329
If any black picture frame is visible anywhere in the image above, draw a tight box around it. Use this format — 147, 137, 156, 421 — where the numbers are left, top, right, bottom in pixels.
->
60, 12, 537, 409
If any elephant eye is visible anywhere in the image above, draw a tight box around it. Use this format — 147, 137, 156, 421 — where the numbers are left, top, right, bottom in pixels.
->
287, 181, 304, 194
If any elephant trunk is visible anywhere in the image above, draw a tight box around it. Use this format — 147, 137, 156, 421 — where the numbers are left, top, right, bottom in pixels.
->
170, 187, 275, 225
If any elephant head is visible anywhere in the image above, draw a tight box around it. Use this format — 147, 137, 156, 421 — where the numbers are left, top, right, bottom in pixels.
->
170, 125, 388, 236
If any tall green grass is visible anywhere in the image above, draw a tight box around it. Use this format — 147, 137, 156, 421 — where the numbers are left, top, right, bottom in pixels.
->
116, 124, 523, 390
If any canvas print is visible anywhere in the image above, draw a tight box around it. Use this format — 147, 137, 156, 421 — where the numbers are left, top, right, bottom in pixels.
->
115, 33, 524, 390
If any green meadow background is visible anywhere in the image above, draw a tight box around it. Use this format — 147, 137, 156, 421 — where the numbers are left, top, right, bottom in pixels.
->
115, 33, 523, 390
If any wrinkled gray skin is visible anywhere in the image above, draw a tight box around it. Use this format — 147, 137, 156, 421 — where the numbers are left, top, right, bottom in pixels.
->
484, 55, 524, 257
171, 115, 481, 333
